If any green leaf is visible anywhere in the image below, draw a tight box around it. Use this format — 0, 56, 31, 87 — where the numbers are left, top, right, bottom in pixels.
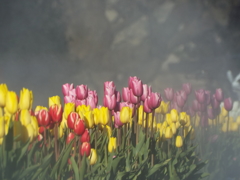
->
70, 156, 80, 180
80, 154, 87, 180
147, 159, 171, 177
17, 140, 31, 165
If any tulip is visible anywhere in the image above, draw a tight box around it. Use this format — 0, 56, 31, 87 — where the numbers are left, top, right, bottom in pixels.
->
104, 81, 116, 96
204, 90, 211, 105
84, 110, 94, 129
170, 109, 178, 123
89, 149, 98, 165
147, 92, 161, 110
141, 84, 149, 101
230, 122, 238, 132
39, 126, 45, 134
67, 112, 79, 129
108, 137, 117, 153
66, 132, 75, 144
211, 95, 220, 109
63, 102, 75, 120
115, 91, 121, 102
165, 126, 173, 139
175, 136, 183, 148
62, 83, 74, 96
131, 77, 143, 97
215, 88, 224, 102
37, 109, 50, 127
99, 107, 110, 125
34, 106, 48, 116
86, 96, 97, 109
13, 120, 22, 141
207, 106, 216, 120
88, 90, 98, 105
122, 87, 130, 102
113, 111, 124, 128
31, 116, 39, 138
224, 97, 233, 111
103, 94, 116, 110
195, 89, 206, 104
22, 124, 34, 143
64, 96, 75, 104
120, 106, 132, 124
80, 129, 90, 143
182, 83, 192, 95
76, 84, 88, 100
49, 96, 61, 107
197, 102, 206, 112
5, 91, 18, 115
74, 119, 85, 136
0, 116, 5, 138
164, 88, 174, 101
175, 92, 185, 108
49, 104, 63, 123
143, 100, 152, 113
20, 109, 31, 126
80, 142, 91, 157
130, 89, 140, 104
0, 84, 8, 107
75, 99, 87, 107
92, 108, 100, 125
179, 112, 187, 126
119, 102, 135, 117
19, 88, 31, 110
165, 113, 172, 125
104, 125, 112, 138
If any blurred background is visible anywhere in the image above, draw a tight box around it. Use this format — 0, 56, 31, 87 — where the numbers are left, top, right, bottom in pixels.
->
1, 0, 240, 107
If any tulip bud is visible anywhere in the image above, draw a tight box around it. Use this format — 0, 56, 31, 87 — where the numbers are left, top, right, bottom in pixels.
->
143, 99, 152, 113
115, 91, 121, 102
86, 96, 96, 109
66, 132, 75, 144
76, 84, 88, 100
18, 88, 31, 110
88, 90, 98, 106
0, 84, 8, 107
164, 88, 174, 101
5, 91, 18, 115
131, 77, 143, 97
34, 106, 48, 116
92, 108, 100, 125
62, 83, 74, 96
113, 111, 124, 128
108, 137, 117, 153
175, 136, 183, 148
49, 96, 61, 108
20, 109, 31, 126
80, 129, 90, 143
224, 97, 233, 111
215, 88, 224, 102
49, 104, 63, 123
64, 96, 75, 104
89, 148, 98, 165
170, 123, 176, 135
37, 109, 50, 127
67, 112, 79, 129
74, 119, 85, 136
179, 112, 187, 126
80, 142, 91, 157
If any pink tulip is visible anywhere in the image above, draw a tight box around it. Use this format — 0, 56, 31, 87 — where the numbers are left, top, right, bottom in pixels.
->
197, 102, 206, 112
88, 90, 98, 105
103, 94, 116, 110
75, 99, 87, 107
76, 85, 88, 100
176, 93, 185, 108
130, 89, 140, 104
122, 87, 130, 102
170, 101, 181, 112
204, 90, 211, 105
195, 89, 206, 104
147, 92, 161, 110
211, 95, 220, 109
113, 111, 124, 128
87, 96, 96, 109
192, 100, 199, 112
128, 76, 134, 89
182, 83, 192, 95
215, 88, 224, 102
143, 99, 152, 113
131, 77, 143, 97
62, 83, 74, 96
164, 88, 174, 101
64, 95, 75, 104
119, 102, 135, 117
115, 90, 121, 102
187, 106, 195, 117
104, 81, 116, 95
179, 90, 187, 102
207, 106, 216, 119
224, 97, 233, 111
141, 84, 149, 101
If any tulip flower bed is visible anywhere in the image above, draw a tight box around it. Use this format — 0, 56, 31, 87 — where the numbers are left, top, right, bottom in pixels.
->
0, 77, 239, 179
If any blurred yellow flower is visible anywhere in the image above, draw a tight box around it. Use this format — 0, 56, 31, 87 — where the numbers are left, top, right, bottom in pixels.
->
19, 88, 31, 110
0, 116, 5, 138
5, 91, 18, 115
99, 107, 110, 125
20, 109, 31, 126
170, 109, 178, 123
0, 84, 8, 107
89, 148, 98, 165
165, 126, 173, 139
108, 137, 117, 153
175, 136, 183, 148
49, 96, 61, 107
84, 110, 94, 129
230, 122, 238, 132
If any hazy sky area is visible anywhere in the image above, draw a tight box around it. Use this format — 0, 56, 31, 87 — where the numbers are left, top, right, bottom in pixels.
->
0, 0, 240, 107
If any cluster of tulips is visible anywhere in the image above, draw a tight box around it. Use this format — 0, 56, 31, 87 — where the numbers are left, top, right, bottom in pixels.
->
0, 75, 239, 179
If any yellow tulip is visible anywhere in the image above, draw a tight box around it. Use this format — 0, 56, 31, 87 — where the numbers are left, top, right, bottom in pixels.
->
58, 126, 64, 139
49, 96, 61, 107
60, 116, 67, 131
31, 116, 39, 138
138, 105, 146, 125
84, 110, 94, 129
104, 125, 112, 138
175, 121, 181, 129
162, 121, 168, 128
64, 102, 75, 119
120, 106, 132, 124
88, 148, 98, 165
170, 109, 178, 123
230, 122, 238, 132
221, 107, 228, 117
20, 109, 31, 126
185, 115, 191, 127
176, 136, 183, 148
5, 91, 18, 115
194, 115, 200, 127
93, 108, 100, 125
236, 116, 240, 125
21, 124, 34, 143
0, 108, 3, 117
0, 84, 8, 107
29, 90, 33, 110
4, 115, 10, 136
179, 112, 187, 126
0, 116, 5, 138
19, 88, 31, 110
13, 120, 22, 141
99, 107, 110, 125
165, 126, 173, 139
157, 123, 162, 131
108, 137, 117, 153
170, 123, 176, 135
165, 113, 172, 125
34, 106, 48, 115
160, 101, 169, 114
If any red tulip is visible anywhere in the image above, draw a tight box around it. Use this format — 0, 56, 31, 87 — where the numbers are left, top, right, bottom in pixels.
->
215, 88, 224, 102
49, 104, 63, 123
103, 94, 116, 110
80, 142, 91, 157
39, 126, 45, 134
74, 119, 85, 136
66, 132, 75, 144
37, 109, 50, 127
76, 84, 88, 100
164, 88, 174, 101
147, 92, 161, 110
224, 97, 233, 111
67, 112, 79, 129
80, 129, 90, 143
